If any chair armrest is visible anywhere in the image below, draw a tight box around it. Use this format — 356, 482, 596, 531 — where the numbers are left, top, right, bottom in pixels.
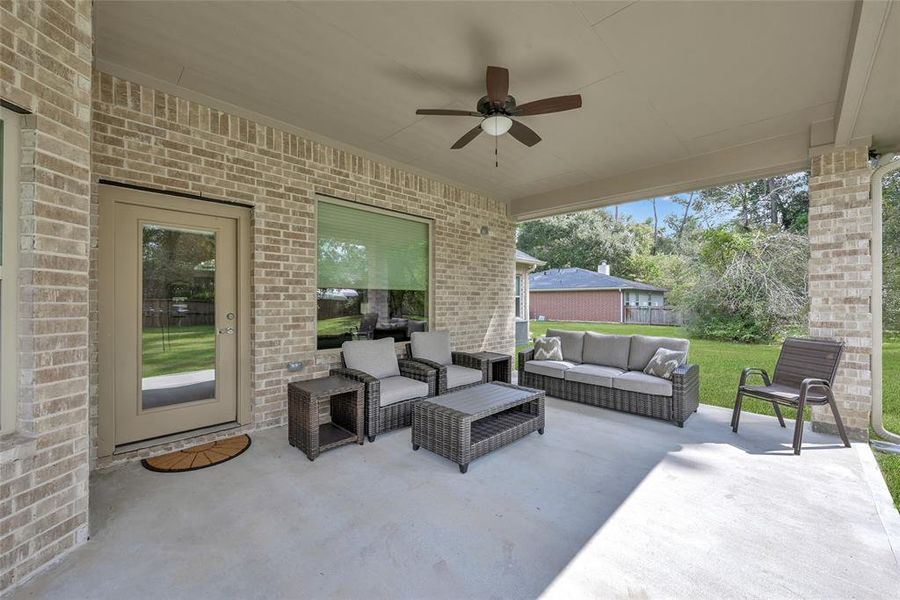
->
330, 367, 378, 386
671, 363, 700, 423
517, 348, 534, 372
739, 367, 771, 387
452, 352, 490, 383
398, 359, 437, 397
799, 378, 831, 402
403, 357, 446, 394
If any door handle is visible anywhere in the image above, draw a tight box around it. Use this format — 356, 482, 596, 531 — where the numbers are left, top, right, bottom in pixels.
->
218, 327, 235, 335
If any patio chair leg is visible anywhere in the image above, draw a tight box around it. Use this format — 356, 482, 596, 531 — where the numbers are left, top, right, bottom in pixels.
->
827, 392, 851, 448
792, 398, 806, 455
368, 435, 376, 443
731, 392, 744, 432
771, 402, 786, 428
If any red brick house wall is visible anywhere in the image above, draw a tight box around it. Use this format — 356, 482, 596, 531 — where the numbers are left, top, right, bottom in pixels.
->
530, 290, 623, 322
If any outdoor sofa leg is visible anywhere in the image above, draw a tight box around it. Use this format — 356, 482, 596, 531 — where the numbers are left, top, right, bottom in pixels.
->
827, 391, 852, 448
731, 392, 744, 433
368, 435, 376, 443
792, 396, 806, 455
772, 402, 786, 428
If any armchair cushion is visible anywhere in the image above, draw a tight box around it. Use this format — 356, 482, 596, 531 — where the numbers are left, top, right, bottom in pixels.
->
445, 365, 483, 389
613, 371, 673, 397
627, 335, 690, 371
582, 332, 631, 370
546, 329, 585, 363
342, 337, 400, 379
378, 376, 429, 407
410, 331, 452, 366
524, 360, 577, 379
564, 364, 625, 387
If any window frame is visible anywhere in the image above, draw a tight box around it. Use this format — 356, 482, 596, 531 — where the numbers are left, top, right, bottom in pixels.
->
1, 106, 21, 434
313, 195, 434, 352
514, 274, 523, 319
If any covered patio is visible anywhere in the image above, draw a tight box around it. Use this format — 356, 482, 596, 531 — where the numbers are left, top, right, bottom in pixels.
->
10, 401, 900, 599
2, 0, 900, 597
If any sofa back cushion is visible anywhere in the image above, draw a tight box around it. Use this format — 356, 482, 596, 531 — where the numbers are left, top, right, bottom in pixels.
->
627, 335, 690, 371
410, 331, 452, 366
342, 337, 401, 379
546, 329, 585, 363
582, 332, 631, 370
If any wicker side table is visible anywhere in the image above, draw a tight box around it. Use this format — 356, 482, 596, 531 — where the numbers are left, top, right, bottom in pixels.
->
288, 376, 365, 461
467, 352, 512, 383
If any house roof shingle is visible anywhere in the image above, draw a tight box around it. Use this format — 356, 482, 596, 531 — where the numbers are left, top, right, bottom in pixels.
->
515, 250, 545, 266
529, 267, 667, 292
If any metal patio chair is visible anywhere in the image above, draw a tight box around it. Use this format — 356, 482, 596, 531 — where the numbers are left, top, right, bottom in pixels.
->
731, 337, 851, 455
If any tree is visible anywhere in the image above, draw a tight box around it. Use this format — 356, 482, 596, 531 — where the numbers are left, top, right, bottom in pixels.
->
697, 172, 808, 232
883, 167, 900, 331
685, 230, 809, 343
517, 210, 640, 277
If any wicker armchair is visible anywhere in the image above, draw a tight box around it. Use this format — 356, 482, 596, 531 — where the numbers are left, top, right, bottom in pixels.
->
731, 337, 850, 454
406, 332, 489, 394
330, 338, 436, 442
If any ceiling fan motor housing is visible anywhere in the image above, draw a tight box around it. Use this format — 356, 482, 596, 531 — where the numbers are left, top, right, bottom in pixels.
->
477, 95, 517, 115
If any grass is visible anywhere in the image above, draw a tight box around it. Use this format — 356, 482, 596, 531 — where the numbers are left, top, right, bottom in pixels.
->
317, 316, 362, 337
142, 324, 216, 378
522, 321, 900, 508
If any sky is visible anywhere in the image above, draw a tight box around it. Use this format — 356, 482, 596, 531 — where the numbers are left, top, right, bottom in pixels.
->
606, 194, 737, 227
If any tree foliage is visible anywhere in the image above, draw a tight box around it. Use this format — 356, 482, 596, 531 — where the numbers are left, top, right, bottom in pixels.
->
517, 170, 814, 343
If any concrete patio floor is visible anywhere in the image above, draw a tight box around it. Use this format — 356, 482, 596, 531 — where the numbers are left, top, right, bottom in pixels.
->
11, 400, 900, 599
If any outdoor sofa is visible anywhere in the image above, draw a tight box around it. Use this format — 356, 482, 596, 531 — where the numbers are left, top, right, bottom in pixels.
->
518, 329, 700, 426
331, 337, 437, 441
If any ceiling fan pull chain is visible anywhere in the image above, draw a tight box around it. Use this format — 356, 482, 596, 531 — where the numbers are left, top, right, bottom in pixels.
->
495, 135, 499, 168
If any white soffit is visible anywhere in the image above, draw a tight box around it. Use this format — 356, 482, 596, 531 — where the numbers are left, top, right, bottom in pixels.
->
92, 0, 895, 218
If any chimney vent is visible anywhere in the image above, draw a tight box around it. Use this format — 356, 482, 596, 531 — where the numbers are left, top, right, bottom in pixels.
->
597, 261, 610, 275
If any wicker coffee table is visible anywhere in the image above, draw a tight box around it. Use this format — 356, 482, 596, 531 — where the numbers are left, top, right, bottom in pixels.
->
412, 382, 545, 473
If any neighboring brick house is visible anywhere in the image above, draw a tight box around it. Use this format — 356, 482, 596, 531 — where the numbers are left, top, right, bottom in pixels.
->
529, 263, 666, 323
514, 250, 545, 345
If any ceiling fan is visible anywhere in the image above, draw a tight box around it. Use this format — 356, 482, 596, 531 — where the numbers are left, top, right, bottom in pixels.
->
415, 66, 582, 151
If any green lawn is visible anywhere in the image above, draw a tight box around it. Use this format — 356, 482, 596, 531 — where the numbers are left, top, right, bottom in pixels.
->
522, 321, 900, 508
142, 324, 216, 378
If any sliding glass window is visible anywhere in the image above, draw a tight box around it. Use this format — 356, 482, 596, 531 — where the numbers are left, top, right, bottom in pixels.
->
316, 198, 430, 350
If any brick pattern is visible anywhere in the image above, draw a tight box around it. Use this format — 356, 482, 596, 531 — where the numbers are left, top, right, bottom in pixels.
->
89, 73, 516, 466
0, 0, 93, 591
808, 145, 872, 440
530, 290, 623, 323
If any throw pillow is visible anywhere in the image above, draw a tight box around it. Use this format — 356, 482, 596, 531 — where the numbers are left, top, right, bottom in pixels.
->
533, 336, 563, 361
643, 348, 686, 380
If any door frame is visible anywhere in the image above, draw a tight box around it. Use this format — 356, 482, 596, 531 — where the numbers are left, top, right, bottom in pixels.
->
98, 184, 252, 457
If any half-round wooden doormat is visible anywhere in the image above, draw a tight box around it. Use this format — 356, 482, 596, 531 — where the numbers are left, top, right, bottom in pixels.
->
141, 435, 251, 473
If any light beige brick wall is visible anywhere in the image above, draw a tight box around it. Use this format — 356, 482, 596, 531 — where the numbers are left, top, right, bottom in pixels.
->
808, 145, 873, 440
89, 73, 516, 466
0, 0, 92, 591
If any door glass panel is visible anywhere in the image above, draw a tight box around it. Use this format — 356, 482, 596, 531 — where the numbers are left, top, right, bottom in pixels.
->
141, 224, 216, 410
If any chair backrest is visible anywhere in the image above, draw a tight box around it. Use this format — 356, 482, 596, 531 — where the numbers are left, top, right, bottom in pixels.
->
341, 337, 401, 379
358, 312, 378, 336
410, 331, 452, 366
772, 337, 844, 389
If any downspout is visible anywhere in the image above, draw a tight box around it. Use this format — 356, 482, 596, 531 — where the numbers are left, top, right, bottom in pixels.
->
871, 152, 900, 445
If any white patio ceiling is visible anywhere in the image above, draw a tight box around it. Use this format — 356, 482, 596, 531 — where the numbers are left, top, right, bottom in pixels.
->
94, 1, 899, 219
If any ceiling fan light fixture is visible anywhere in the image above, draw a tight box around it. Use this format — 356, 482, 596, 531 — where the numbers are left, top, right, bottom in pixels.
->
480, 115, 513, 136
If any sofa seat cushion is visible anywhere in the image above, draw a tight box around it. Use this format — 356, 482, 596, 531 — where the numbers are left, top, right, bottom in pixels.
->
524, 360, 577, 379
446, 365, 483, 389
342, 337, 401, 379
613, 371, 673, 397
546, 329, 585, 363
378, 376, 429, 407
564, 364, 625, 387
627, 335, 690, 371
582, 332, 632, 370
410, 331, 452, 366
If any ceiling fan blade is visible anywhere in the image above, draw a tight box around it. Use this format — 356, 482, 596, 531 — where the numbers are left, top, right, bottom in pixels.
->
508, 120, 541, 147
451, 125, 484, 149
416, 109, 482, 117
513, 95, 582, 116
486, 66, 509, 105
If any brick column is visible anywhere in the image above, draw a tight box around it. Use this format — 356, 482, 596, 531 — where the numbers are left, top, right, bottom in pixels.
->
808, 145, 872, 440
